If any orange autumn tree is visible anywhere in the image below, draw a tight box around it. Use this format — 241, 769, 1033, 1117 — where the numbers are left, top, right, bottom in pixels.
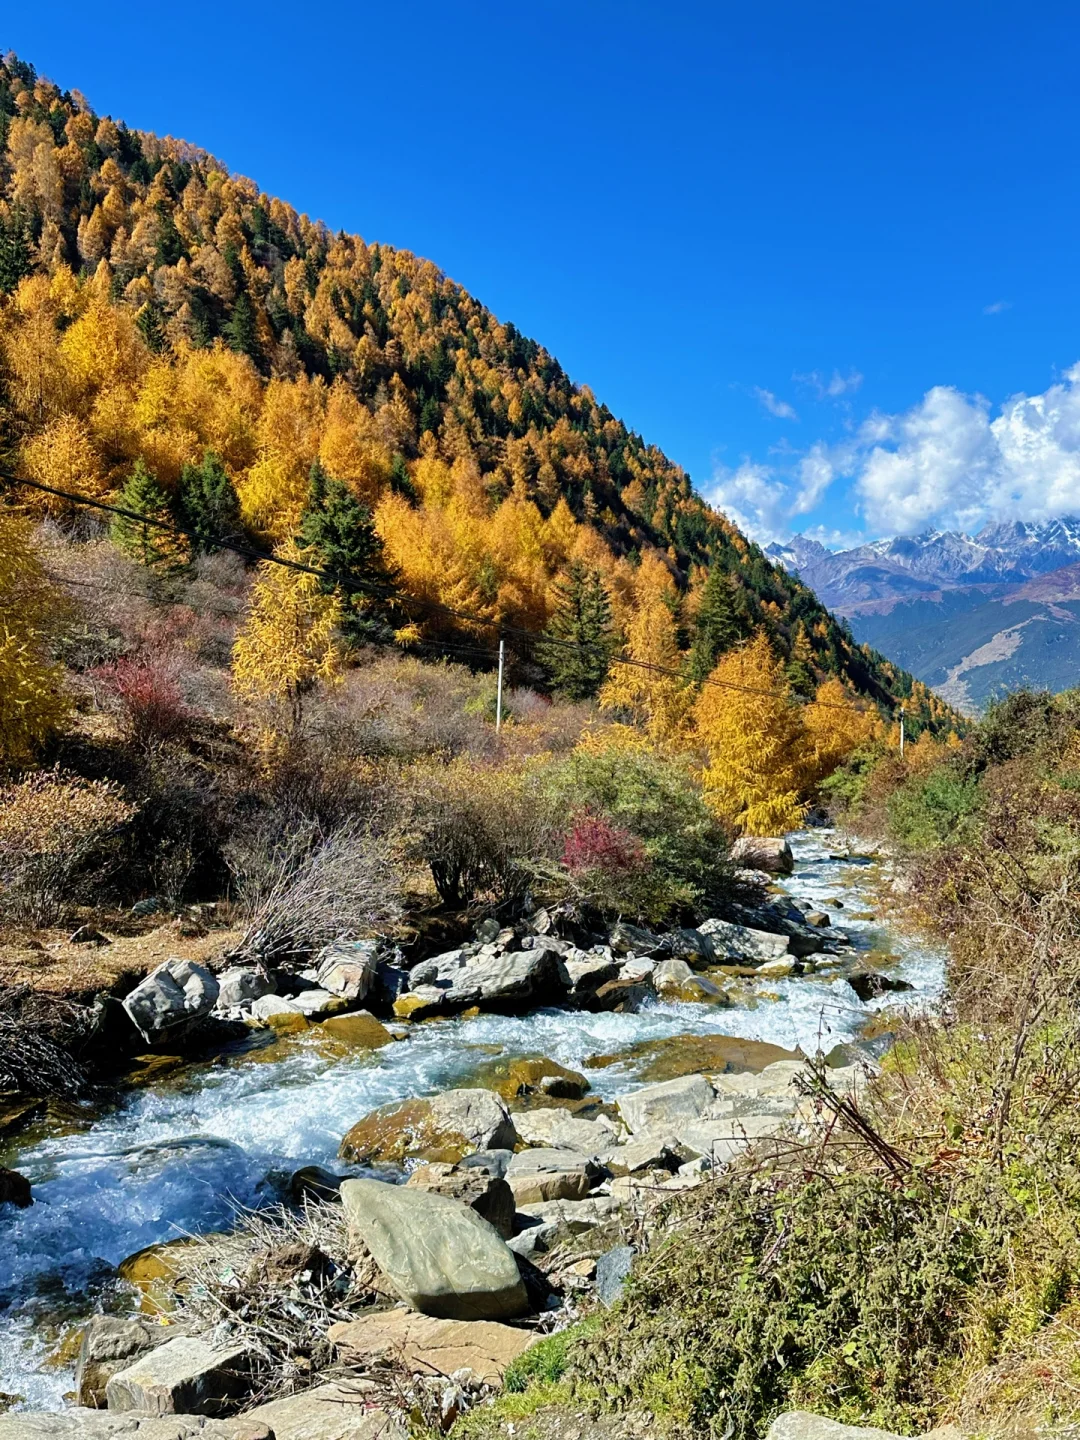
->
232, 540, 343, 726
799, 676, 881, 790
693, 629, 807, 835
599, 554, 690, 744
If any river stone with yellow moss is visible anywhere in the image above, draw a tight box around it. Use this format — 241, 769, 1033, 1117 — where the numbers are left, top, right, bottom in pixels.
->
338, 1087, 518, 1165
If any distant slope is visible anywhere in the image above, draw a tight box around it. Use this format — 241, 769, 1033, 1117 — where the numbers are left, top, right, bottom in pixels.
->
768, 527, 1080, 712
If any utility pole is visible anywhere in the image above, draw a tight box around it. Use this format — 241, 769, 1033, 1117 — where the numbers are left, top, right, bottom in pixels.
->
495, 637, 505, 734
899, 704, 905, 759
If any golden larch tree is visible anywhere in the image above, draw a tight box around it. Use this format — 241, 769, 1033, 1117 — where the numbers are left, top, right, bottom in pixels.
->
693, 629, 807, 835
232, 540, 344, 725
800, 677, 881, 790
0, 513, 71, 767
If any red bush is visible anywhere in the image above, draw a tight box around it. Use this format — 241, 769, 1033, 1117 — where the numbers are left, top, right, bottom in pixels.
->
93, 656, 189, 748
562, 811, 647, 878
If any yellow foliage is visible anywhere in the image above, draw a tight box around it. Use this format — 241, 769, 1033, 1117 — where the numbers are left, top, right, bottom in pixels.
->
693, 629, 807, 835
21, 414, 106, 509
599, 590, 689, 744
800, 677, 881, 790
0, 513, 71, 766
232, 539, 344, 721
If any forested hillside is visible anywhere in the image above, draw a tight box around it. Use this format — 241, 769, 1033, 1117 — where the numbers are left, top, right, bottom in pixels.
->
0, 51, 950, 732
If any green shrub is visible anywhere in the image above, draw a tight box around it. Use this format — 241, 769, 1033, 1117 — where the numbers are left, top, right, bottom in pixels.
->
540, 743, 732, 922
886, 763, 982, 851
574, 1167, 1042, 1440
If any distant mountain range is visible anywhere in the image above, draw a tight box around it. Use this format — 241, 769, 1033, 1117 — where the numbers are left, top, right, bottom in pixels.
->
765, 521, 1080, 713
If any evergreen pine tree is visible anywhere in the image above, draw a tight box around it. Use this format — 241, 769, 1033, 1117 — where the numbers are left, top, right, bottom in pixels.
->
111, 460, 189, 571
0, 209, 32, 294
175, 452, 242, 553
688, 566, 739, 682
537, 562, 615, 700
785, 621, 817, 699
222, 291, 259, 362
296, 460, 398, 643
135, 300, 167, 354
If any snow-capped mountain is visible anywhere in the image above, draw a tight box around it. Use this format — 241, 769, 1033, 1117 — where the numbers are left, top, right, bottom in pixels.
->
765, 518, 1080, 615
765, 519, 1080, 713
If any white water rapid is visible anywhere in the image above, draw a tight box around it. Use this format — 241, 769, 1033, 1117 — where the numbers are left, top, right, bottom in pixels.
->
0, 830, 946, 1410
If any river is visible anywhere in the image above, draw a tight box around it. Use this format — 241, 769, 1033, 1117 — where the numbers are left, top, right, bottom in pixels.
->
0, 829, 946, 1412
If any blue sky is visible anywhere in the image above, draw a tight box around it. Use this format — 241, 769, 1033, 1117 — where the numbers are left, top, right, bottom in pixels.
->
8, 2, 1080, 548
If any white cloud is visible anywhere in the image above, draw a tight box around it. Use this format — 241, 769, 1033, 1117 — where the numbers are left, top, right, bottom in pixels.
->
705, 461, 793, 539
794, 443, 836, 513
707, 363, 1080, 544
854, 369, 1080, 533
983, 300, 1012, 315
752, 386, 798, 420
794, 368, 864, 399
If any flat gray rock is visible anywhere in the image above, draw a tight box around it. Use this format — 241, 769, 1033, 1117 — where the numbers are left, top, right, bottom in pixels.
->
616, 1073, 716, 1135
245, 1382, 409, 1439
766, 1412, 920, 1440
340, 1177, 528, 1320
105, 1334, 253, 1416
0, 1416, 270, 1438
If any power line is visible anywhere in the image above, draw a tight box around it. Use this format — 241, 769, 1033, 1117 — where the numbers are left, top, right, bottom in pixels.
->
3, 472, 877, 712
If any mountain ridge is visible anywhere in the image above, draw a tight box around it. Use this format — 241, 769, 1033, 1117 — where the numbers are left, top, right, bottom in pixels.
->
767, 521, 1080, 711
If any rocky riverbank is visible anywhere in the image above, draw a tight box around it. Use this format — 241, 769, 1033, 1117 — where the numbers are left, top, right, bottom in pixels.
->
0, 830, 944, 1433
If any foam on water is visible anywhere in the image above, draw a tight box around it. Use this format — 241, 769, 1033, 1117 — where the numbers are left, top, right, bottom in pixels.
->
0, 830, 944, 1409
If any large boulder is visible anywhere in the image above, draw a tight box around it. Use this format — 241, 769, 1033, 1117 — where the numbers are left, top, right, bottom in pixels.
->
75, 1315, 160, 1407
122, 959, 219, 1043
340, 1177, 529, 1320
697, 918, 790, 964
214, 967, 273, 1011
0, 1165, 31, 1207
0, 1416, 270, 1439
244, 1384, 407, 1440
316, 938, 380, 1002
339, 1088, 517, 1165
513, 1108, 621, 1153
505, 1148, 602, 1204
443, 948, 571, 1010
562, 950, 620, 999
105, 1334, 254, 1415
653, 958, 730, 1005
328, 1310, 534, 1385
616, 1074, 716, 1135
731, 836, 794, 874
609, 920, 664, 958
318, 1012, 394, 1048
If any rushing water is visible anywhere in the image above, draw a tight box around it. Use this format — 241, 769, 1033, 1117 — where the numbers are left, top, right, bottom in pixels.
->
0, 830, 945, 1411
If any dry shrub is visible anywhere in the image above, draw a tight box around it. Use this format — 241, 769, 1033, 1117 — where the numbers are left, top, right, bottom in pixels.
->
404, 759, 560, 910
0, 768, 136, 924
92, 654, 190, 749
230, 819, 404, 966
0, 985, 90, 1095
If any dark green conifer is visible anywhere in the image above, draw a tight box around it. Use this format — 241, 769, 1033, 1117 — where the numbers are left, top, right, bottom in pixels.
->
0, 209, 32, 294
537, 562, 615, 700
222, 291, 260, 362
688, 566, 739, 681
297, 460, 398, 643
175, 452, 242, 553
111, 460, 187, 571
